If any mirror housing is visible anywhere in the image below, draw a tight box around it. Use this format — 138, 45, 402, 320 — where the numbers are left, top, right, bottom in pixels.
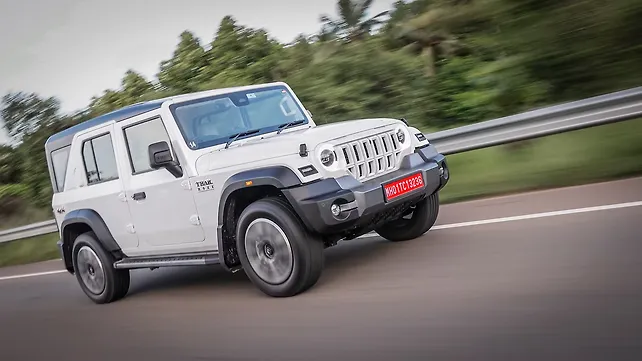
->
148, 141, 183, 178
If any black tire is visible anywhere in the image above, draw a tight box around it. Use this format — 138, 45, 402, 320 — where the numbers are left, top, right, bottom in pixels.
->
71, 232, 130, 304
236, 197, 324, 297
375, 192, 440, 242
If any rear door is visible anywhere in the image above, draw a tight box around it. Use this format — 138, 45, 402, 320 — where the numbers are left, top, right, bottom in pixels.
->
58, 123, 139, 252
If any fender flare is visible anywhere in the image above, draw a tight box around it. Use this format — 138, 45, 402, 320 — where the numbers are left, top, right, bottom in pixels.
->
61, 209, 121, 252
216, 166, 302, 270
217, 166, 302, 225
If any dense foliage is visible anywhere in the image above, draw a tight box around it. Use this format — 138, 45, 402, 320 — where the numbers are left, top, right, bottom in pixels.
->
1, 0, 641, 212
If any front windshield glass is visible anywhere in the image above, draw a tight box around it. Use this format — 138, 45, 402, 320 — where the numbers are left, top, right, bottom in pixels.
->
169, 85, 309, 150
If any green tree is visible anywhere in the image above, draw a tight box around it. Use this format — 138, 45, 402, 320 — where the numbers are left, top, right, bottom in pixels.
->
120, 70, 155, 103
157, 31, 207, 93
87, 70, 158, 116
277, 35, 315, 77
388, 0, 492, 76
490, 0, 642, 100
383, 0, 433, 33
285, 38, 432, 127
1, 92, 61, 138
0, 145, 21, 184
15, 119, 72, 206
88, 89, 126, 117
1, 92, 74, 206
200, 16, 246, 80
320, 0, 389, 42
197, 16, 283, 90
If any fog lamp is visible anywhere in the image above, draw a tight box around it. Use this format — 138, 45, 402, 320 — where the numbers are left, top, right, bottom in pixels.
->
331, 203, 341, 217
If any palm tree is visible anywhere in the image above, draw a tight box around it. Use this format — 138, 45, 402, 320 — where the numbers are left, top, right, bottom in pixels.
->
320, 0, 390, 42
392, 1, 490, 76
396, 8, 463, 76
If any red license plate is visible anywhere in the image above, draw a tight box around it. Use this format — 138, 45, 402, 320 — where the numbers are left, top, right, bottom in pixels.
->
383, 172, 425, 201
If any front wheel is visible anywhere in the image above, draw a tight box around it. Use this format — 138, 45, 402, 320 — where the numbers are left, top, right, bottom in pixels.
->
71, 232, 130, 304
236, 197, 324, 297
375, 192, 440, 242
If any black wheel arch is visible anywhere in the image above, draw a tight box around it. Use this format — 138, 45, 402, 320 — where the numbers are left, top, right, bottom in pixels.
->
60, 209, 122, 273
216, 166, 304, 271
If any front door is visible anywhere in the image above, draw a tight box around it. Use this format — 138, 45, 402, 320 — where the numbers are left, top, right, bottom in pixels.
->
114, 114, 204, 250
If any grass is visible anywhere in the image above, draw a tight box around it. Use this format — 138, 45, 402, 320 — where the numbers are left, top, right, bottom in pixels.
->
0, 233, 60, 268
0, 206, 54, 231
438, 118, 642, 203
1, 118, 641, 268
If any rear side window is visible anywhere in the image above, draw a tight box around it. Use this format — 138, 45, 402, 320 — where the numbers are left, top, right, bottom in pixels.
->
51, 146, 71, 192
82, 133, 119, 185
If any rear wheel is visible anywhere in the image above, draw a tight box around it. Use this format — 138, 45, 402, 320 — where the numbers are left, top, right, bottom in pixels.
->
375, 192, 440, 242
71, 232, 130, 304
236, 197, 324, 297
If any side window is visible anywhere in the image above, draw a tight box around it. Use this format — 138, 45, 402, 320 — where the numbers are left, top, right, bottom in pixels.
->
82, 133, 119, 185
51, 146, 71, 192
123, 118, 172, 174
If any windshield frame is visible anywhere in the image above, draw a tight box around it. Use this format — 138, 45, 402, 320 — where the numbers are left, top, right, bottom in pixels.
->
168, 85, 310, 150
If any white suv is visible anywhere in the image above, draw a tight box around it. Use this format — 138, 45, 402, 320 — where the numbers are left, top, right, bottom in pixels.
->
45, 82, 449, 303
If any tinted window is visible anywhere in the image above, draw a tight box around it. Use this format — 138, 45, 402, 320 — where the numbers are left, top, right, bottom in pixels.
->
82, 134, 119, 185
124, 118, 171, 174
51, 146, 70, 191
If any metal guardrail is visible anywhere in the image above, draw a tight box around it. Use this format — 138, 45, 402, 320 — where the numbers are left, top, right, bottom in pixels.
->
427, 86, 642, 155
0, 220, 57, 244
2, 86, 642, 244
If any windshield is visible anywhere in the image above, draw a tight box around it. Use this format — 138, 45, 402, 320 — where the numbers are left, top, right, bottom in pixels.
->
169, 85, 309, 150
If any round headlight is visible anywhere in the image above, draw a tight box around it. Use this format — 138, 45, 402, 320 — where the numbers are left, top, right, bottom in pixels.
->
320, 149, 335, 167
396, 129, 406, 143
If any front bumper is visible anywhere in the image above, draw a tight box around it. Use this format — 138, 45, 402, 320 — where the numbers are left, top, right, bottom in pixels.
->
283, 144, 449, 239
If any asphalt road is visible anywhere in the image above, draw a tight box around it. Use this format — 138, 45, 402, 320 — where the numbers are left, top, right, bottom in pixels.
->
1, 177, 642, 361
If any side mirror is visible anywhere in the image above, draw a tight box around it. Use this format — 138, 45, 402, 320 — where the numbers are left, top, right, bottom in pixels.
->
148, 141, 183, 178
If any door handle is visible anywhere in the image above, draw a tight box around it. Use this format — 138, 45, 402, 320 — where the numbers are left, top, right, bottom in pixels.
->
132, 192, 146, 201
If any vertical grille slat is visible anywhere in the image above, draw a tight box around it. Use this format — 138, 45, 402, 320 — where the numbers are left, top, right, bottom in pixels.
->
338, 130, 401, 181
342, 148, 351, 165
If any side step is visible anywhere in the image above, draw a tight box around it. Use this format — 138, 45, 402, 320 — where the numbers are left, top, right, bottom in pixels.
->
113, 251, 220, 269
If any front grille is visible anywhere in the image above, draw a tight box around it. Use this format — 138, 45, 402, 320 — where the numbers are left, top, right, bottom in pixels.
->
338, 130, 402, 181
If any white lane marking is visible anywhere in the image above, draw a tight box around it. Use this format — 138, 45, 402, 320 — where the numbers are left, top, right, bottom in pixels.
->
3, 201, 642, 282
359, 200, 642, 238
0, 270, 67, 281
431, 200, 642, 230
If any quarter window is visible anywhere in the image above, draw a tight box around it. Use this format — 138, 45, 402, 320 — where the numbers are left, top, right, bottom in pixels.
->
82, 134, 119, 185
50, 146, 71, 192
123, 118, 172, 174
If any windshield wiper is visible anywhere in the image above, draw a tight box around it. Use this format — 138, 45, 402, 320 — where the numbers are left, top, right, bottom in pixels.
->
277, 120, 306, 134
225, 129, 260, 149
